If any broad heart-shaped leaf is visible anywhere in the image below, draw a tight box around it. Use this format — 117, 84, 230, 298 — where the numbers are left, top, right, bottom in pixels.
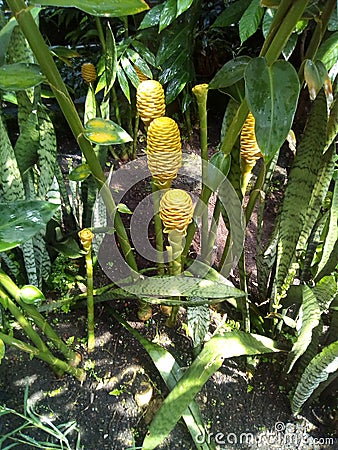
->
143, 331, 284, 449
84, 117, 132, 145
0, 63, 45, 91
0, 200, 59, 252
245, 57, 300, 162
30, 0, 149, 17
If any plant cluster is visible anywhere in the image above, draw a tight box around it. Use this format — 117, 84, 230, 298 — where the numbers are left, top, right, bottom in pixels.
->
0, 1, 337, 449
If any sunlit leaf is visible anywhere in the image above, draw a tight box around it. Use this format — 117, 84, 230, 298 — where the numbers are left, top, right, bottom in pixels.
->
84, 117, 132, 145
0, 63, 45, 91
69, 164, 92, 181
0, 201, 59, 252
176, 0, 193, 18
138, 3, 163, 29
0, 339, 4, 363
159, 0, 177, 32
30, 0, 149, 17
245, 57, 300, 161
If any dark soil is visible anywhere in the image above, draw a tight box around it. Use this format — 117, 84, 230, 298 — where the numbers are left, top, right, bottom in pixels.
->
0, 116, 337, 450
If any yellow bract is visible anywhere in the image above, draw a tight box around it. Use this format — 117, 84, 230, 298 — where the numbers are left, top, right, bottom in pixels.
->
159, 189, 194, 234
147, 117, 182, 183
136, 80, 166, 127
134, 65, 149, 83
81, 63, 97, 84
240, 112, 262, 168
78, 228, 94, 252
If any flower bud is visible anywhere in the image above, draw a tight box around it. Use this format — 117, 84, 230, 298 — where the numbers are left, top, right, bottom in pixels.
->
136, 80, 165, 127
159, 189, 194, 234
78, 228, 94, 252
81, 63, 97, 84
147, 117, 182, 183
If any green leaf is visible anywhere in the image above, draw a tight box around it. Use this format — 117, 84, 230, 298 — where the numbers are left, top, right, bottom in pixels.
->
84, 117, 132, 145
0, 200, 59, 252
30, 0, 149, 17
176, 0, 193, 18
316, 31, 338, 71
0, 63, 45, 91
117, 203, 133, 214
104, 23, 118, 97
110, 308, 216, 450
291, 340, 338, 415
187, 303, 210, 349
245, 57, 300, 161
143, 331, 283, 449
239, 0, 264, 44
123, 275, 245, 299
0, 339, 4, 363
159, 0, 177, 32
138, 4, 163, 29
120, 56, 139, 88
117, 64, 131, 102
209, 56, 251, 90
69, 164, 92, 182
212, 0, 251, 28
287, 285, 322, 373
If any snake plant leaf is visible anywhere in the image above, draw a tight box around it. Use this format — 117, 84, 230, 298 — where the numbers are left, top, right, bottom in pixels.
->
69, 164, 92, 182
245, 57, 300, 162
286, 285, 322, 373
110, 308, 216, 450
291, 340, 338, 416
0, 200, 59, 252
316, 31, 338, 71
30, 0, 149, 17
0, 63, 45, 91
143, 331, 284, 449
84, 118, 132, 145
123, 275, 245, 299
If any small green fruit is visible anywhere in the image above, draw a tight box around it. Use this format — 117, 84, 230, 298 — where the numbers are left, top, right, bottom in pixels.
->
19, 285, 45, 306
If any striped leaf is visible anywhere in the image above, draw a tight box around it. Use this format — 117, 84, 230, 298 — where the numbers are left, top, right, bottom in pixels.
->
143, 331, 283, 449
287, 285, 321, 373
275, 89, 328, 301
316, 176, 338, 278
0, 116, 24, 202
291, 340, 338, 415
14, 109, 39, 175
187, 302, 210, 350
37, 105, 57, 199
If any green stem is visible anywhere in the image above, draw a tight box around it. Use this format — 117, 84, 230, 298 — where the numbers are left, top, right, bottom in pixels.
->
85, 249, 95, 353
166, 230, 184, 326
0, 270, 81, 366
7, 0, 137, 273
0, 331, 85, 382
152, 181, 169, 275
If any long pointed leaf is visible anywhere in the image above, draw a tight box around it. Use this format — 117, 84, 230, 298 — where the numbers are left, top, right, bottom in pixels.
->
143, 331, 284, 449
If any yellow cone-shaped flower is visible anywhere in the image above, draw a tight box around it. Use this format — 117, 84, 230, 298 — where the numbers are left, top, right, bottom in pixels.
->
81, 63, 97, 84
159, 189, 194, 234
136, 80, 165, 127
78, 228, 94, 252
240, 112, 263, 194
147, 117, 182, 183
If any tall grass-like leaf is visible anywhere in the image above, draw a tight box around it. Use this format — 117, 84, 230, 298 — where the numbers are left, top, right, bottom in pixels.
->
143, 331, 283, 449
30, 0, 149, 17
245, 57, 300, 161
239, 0, 264, 44
274, 89, 327, 301
109, 308, 215, 450
287, 285, 322, 373
37, 106, 57, 199
291, 340, 338, 415
316, 177, 338, 278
